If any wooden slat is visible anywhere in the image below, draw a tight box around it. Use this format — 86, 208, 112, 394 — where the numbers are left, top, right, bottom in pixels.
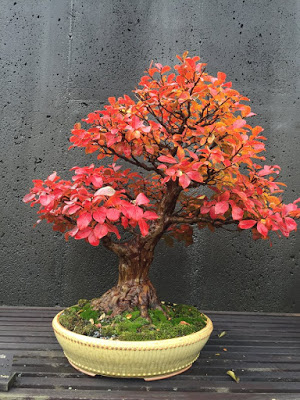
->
14, 369, 300, 380
0, 306, 299, 399
11, 375, 300, 391
12, 357, 300, 370
4, 388, 300, 400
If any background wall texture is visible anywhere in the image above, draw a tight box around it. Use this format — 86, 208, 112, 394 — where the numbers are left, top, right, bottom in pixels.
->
0, 0, 299, 312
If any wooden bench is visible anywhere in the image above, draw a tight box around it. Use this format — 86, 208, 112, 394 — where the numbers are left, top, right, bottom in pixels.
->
1, 306, 300, 399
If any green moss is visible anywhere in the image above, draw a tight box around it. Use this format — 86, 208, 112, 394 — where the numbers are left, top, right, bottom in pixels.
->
113, 318, 150, 334
59, 301, 98, 336
149, 308, 168, 324
59, 301, 207, 341
126, 309, 141, 320
79, 308, 99, 322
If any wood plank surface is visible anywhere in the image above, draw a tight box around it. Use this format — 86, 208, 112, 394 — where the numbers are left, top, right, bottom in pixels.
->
0, 307, 300, 399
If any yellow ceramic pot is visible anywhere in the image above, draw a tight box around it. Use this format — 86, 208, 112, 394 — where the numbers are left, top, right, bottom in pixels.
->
52, 311, 213, 380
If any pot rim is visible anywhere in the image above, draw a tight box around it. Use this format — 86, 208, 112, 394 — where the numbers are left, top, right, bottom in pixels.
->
52, 310, 213, 349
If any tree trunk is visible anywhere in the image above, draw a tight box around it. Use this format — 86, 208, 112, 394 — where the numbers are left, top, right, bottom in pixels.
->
91, 245, 163, 320
92, 181, 182, 319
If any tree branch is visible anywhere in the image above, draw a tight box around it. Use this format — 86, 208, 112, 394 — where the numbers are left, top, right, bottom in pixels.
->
102, 236, 128, 256
101, 144, 162, 175
167, 215, 238, 227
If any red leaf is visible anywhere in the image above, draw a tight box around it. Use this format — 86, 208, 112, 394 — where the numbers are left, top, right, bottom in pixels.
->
187, 149, 198, 160
257, 165, 280, 177
200, 205, 211, 214
93, 207, 107, 224
75, 227, 92, 239
179, 173, 191, 189
68, 226, 78, 237
138, 219, 149, 236
157, 155, 177, 164
121, 216, 128, 228
77, 212, 92, 229
232, 205, 244, 220
209, 87, 218, 96
131, 206, 144, 221
186, 171, 203, 182
232, 119, 246, 129
39, 195, 54, 207
88, 231, 100, 246
282, 202, 297, 217
285, 217, 297, 231
178, 91, 190, 104
107, 223, 121, 239
238, 220, 257, 229
122, 204, 144, 221
108, 97, 116, 105
123, 143, 131, 158
143, 211, 159, 220
209, 207, 218, 219
220, 191, 230, 202
23, 193, 35, 203
68, 205, 81, 215
145, 145, 154, 154
215, 201, 229, 215
106, 208, 121, 221
135, 193, 150, 206
90, 175, 103, 188
94, 186, 116, 197
47, 172, 57, 181
94, 223, 109, 239
257, 221, 268, 237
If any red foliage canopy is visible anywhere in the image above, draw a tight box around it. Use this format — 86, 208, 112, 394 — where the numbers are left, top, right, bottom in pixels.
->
24, 53, 300, 247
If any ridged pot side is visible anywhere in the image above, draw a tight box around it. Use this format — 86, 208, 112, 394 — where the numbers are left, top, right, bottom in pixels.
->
52, 311, 213, 380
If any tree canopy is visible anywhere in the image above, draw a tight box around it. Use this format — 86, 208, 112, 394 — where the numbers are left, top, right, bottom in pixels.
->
24, 52, 300, 248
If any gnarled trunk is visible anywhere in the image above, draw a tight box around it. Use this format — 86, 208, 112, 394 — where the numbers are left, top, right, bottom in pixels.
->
91, 246, 163, 320
92, 181, 182, 319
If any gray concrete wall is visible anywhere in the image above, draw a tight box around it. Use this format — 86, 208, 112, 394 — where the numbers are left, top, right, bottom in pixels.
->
1, 0, 299, 312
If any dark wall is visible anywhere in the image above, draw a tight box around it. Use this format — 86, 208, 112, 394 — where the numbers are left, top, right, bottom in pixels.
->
1, 0, 299, 312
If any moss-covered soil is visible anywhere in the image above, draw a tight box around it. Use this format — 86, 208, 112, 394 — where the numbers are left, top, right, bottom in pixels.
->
59, 299, 207, 341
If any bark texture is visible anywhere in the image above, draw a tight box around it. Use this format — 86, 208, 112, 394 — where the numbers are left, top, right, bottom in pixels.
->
91, 181, 182, 319
91, 248, 163, 319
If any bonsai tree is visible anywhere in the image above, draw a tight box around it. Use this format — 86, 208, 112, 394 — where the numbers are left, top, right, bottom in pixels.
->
24, 52, 300, 321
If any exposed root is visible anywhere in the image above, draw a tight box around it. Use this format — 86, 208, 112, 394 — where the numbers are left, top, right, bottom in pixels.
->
91, 280, 164, 321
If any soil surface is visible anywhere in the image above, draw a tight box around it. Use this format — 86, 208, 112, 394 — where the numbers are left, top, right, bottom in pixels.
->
59, 299, 207, 341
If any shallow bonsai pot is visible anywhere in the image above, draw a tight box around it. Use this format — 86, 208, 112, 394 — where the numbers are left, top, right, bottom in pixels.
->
52, 311, 213, 380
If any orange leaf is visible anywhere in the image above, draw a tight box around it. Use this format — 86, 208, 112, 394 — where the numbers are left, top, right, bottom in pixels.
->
217, 71, 226, 82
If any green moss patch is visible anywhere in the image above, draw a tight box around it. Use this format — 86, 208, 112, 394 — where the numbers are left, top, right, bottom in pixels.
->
59, 300, 207, 341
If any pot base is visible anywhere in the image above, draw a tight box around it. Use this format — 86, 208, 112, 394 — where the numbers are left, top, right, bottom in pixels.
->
68, 357, 192, 380
68, 359, 96, 377
143, 364, 192, 381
